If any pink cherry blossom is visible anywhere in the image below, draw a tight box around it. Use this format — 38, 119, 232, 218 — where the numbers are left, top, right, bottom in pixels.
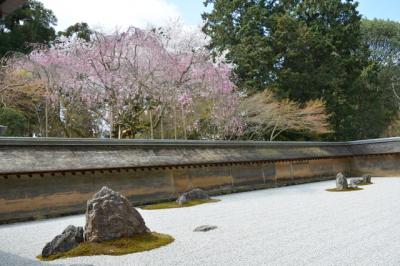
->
17, 25, 243, 139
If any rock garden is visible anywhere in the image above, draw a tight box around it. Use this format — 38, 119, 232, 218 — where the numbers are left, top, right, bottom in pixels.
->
326, 172, 373, 192
140, 188, 220, 210
38, 186, 174, 261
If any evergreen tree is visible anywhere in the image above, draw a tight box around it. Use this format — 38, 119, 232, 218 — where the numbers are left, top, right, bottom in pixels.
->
58, 22, 92, 42
360, 19, 400, 138
0, 0, 57, 56
202, 0, 394, 140
0, 107, 27, 136
361, 19, 400, 66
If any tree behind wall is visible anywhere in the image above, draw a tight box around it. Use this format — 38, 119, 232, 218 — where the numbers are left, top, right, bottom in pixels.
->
0, 0, 57, 57
360, 19, 400, 138
19, 25, 242, 140
0, 107, 27, 136
58, 22, 92, 42
239, 90, 331, 141
203, 0, 394, 140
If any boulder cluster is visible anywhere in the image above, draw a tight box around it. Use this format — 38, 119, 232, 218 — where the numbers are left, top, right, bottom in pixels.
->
41, 186, 149, 258
42, 187, 212, 258
176, 188, 210, 205
335, 172, 372, 191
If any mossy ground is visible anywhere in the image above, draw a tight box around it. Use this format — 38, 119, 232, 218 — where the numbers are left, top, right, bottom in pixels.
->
356, 182, 373, 186
326, 187, 364, 192
140, 199, 220, 210
37, 232, 174, 261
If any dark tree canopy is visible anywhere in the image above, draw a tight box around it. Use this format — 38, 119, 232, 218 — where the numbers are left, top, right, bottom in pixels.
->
360, 19, 400, 138
0, 0, 57, 56
0, 107, 27, 136
203, 0, 396, 140
58, 22, 92, 42
203, 0, 367, 94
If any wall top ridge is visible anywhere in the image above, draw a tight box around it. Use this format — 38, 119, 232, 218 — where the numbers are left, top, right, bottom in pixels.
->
1, 137, 399, 147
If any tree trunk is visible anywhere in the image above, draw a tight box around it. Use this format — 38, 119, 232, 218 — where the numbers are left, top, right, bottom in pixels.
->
181, 105, 187, 140
270, 123, 278, 141
149, 110, 154, 139
109, 107, 113, 139
160, 107, 164, 139
174, 105, 177, 140
45, 84, 48, 138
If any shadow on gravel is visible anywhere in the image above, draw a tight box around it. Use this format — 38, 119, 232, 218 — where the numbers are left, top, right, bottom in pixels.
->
0, 250, 64, 266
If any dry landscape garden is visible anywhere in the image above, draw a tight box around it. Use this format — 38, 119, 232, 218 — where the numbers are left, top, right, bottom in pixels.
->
1, 177, 400, 265
0, 0, 400, 265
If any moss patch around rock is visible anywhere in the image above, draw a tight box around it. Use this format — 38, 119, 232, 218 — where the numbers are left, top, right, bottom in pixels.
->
37, 232, 174, 261
356, 182, 373, 186
140, 199, 221, 210
326, 187, 364, 192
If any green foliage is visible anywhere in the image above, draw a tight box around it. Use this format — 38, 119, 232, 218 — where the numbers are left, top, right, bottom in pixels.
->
58, 22, 92, 42
0, 0, 57, 56
203, 0, 366, 93
361, 19, 400, 65
359, 19, 400, 139
347, 63, 397, 139
140, 199, 221, 210
0, 107, 27, 136
203, 0, 277, 91
203, 0, 394, 140
38, 232, 174, 261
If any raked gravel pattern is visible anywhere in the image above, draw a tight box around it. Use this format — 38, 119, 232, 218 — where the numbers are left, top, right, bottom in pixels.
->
1, 178, 400, 266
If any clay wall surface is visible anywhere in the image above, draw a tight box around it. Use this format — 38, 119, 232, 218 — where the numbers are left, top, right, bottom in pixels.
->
1, 137, 399, 223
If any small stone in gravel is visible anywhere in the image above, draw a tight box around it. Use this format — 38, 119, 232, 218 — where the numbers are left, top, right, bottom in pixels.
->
194, 225, 218, 232
42, 225, 83, 257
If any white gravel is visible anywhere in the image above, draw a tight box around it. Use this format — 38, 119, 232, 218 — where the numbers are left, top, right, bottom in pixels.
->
1, 178, 400, 266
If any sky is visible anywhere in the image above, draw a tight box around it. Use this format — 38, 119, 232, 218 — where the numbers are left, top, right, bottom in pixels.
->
38, 0, 400, 32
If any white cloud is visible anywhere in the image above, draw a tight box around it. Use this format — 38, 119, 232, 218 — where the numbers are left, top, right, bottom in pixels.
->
39, 0, 182, 31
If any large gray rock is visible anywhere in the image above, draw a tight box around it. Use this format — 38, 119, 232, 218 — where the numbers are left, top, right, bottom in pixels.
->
84, 186, 149, 242
336, 172, 348, 190
176, 188, 210, 205
350, 178, 363, 186
363, 174, 372, 184
348, 181, 359, 189
350, 175, 372, 186
42, 225, 83, 257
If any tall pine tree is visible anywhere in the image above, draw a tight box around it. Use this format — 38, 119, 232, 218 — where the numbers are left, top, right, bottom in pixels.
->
203, 0, 395, 140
